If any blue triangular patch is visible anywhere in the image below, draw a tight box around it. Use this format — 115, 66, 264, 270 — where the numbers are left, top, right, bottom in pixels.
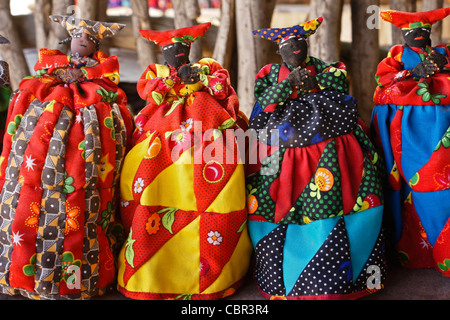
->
248, 220, 279, 249
282, 216, 340, 294
344, 206, 383, 282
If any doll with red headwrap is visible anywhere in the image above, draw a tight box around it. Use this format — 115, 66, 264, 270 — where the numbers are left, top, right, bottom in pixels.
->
117, 23, 251, 300
0, 15, 133, 300
371, 8, 450, 276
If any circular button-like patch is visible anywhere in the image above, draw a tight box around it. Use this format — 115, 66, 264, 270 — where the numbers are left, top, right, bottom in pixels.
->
203, 160, 225, 184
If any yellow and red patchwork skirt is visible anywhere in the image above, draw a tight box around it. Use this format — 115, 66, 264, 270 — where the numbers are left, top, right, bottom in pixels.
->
117, 89, 252, 300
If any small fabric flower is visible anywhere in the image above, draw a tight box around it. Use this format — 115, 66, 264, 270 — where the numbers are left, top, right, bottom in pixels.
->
169, 130, 192, 151
209, 77, 225, 95
303, 19, 320, 31
146, 213, 161, 235
180, 118, 193, 132
207, 231, 223, 246
134, 177, 145, 194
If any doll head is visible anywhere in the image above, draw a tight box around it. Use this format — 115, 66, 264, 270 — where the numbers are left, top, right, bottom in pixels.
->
139, 22, 211, 68
380, 8, 450, 47
278, 37, 308, 68
402, 27, 431, 49
71, 32, 99, 57
253, 16, 323, 67
162, 42, 191, 68
50, 15, 125, 55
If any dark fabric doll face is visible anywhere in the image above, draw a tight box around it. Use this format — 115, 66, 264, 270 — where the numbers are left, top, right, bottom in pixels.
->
402, 27, 432, 49
71, 32, 98, 57
162, 42, 191, 68
279, 37, 308, 68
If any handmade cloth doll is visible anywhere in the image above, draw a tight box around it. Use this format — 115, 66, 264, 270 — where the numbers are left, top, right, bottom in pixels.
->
0, 15, 133, 300
117, 23, 252, 300
247, 17, 386, 300
371, 8, 450, 275
0, 35, 12, 153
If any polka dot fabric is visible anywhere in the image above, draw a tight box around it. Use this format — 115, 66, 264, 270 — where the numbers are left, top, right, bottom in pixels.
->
247, 56, 386, 300
250, 90, 358, 149
289, 218, 353, 296
254, 225, 287, 296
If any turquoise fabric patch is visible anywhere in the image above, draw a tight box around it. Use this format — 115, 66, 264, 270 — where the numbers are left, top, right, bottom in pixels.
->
282, 217, 340, 294
248, 220, 279, 249
344, 206, 383, 282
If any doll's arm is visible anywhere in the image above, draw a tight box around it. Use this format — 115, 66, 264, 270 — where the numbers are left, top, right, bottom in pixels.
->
254, 64, 293, 111
137, 64, 180, 104
313, 58, 348, 93
187, 58, 234, 100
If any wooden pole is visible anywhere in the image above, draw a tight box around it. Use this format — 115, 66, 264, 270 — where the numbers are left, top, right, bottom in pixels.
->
309, 0, 344, 63
33, 0, 52, 49
390, 0, 416, 45
235, 0, 276, 117
351, 0, 380, 125
0, 0, 30, 89
130, 0, 157, 69
422, 0, 444, 46
213, 0, 235, 70
47, 0, 75, 53
172, 0, 203, 63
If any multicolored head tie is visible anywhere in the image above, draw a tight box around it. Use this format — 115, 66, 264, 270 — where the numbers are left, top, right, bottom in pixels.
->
50, 15, 126, 43
380, 7, 450, 30
252, 16, 324, 43
0, 35, 9, 45
139, 22, 212, 47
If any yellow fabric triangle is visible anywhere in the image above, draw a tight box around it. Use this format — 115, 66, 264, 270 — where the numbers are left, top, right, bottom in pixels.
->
120, 133, 155, 201
140, 148, 197, 211
118, 216, 200, 294
205, 164, 246, 213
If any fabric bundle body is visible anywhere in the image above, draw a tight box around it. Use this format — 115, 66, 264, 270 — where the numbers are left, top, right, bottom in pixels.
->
0, 16, 133, 300
117, 23, 252, 300
247, 18, 387, 300
371, 8, 450, 275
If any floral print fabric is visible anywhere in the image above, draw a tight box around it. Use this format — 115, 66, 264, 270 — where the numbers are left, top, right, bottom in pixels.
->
0, 49, 133, 300
247, 56, 387, 300
117, 58, 252, 300
371, 43, 450, 275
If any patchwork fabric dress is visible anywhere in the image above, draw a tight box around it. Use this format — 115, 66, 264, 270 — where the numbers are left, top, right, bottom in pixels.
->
117, 58, 252, 300
247, 56, 387, 299
371, 10, 450, 275
0, 48, 133, 300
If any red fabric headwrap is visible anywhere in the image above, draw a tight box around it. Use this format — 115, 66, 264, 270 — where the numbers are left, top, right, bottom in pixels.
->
380, 7, 450, 29
139, 22, 211, 47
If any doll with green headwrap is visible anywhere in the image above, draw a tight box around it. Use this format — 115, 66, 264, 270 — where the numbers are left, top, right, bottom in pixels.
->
0, 35, 11, 153
246, 17, 386, 300
0, 15, 133, 300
